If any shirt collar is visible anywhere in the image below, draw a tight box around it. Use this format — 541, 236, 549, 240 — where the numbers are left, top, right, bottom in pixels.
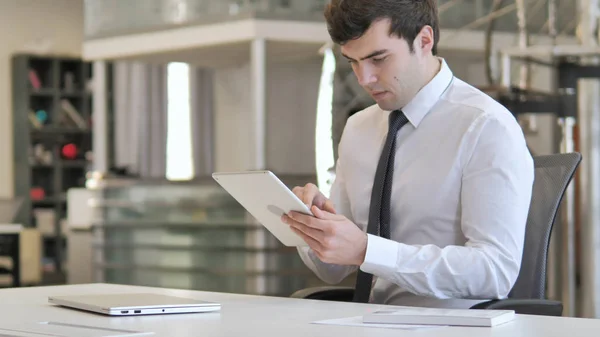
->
397, 57, 453, 128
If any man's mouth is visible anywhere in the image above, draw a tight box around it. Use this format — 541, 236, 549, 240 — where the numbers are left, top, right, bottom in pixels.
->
372, 91, 387, 98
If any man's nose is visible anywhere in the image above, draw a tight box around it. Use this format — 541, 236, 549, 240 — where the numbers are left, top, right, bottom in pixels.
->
355, 65, 377, 87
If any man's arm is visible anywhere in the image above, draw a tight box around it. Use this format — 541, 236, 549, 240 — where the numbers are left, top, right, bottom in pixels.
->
359, 114, 534, 299
296, 156, 358, 284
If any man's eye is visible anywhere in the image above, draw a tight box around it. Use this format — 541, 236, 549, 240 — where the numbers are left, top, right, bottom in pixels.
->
372, 57, 386, 63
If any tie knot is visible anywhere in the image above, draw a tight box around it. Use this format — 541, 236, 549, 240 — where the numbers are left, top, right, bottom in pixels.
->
389, 110, 408, 134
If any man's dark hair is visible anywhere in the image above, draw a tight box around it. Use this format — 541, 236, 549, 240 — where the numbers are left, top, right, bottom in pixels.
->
324, 0, 440, 55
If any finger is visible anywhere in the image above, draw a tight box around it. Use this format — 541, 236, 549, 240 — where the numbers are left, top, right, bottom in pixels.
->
308, 184, 329, 210
312, 205, 327, 219
323, 199, 337, 214
292, 186, 304, 201
288, 211, 326, 230
289, 220, 325, 242
302, 184, 319, 207
311, 205, 343, 221
290, 225, 323, 252
289, 222, 325, 245
293, 185, 316, 210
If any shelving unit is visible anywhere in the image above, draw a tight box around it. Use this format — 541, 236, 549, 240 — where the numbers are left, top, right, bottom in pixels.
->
12, 54, 113, 276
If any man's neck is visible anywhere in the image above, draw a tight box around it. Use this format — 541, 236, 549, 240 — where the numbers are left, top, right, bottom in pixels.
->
397, 56, 443, 110
421, 56, 442, 89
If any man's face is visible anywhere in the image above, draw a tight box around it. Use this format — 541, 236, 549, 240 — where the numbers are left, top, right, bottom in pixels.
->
341, 19, 427, 111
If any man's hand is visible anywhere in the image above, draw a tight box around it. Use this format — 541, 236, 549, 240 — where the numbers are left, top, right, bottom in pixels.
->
292, 183, 336, 214
282, 205, 367, 266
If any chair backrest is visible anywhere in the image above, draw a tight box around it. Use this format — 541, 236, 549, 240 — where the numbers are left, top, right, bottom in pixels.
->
509, 152, 582, 299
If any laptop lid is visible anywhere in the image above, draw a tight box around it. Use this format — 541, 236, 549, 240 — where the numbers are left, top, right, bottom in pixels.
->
48, 293, 221, 316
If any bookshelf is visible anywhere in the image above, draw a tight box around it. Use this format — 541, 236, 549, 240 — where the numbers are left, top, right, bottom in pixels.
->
12, 54, 113, 275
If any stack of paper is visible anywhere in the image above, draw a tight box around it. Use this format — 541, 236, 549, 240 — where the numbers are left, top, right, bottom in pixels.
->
363, 307, 515, 327
313, 307, 515, 330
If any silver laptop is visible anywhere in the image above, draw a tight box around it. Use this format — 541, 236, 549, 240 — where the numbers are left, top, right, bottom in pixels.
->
48, 293, 221, 316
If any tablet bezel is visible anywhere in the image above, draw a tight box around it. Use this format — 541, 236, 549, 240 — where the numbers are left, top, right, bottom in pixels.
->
212, 170, 313, 247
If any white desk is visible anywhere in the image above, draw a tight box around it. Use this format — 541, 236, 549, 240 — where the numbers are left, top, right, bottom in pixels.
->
1, 283, 599, 337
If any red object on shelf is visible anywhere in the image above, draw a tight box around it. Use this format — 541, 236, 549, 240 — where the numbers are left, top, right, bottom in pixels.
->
30, 187, 45, 200
61, 143, 77, 159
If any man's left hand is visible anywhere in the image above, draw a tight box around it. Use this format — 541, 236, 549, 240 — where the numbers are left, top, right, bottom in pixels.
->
282, 206, 367, 266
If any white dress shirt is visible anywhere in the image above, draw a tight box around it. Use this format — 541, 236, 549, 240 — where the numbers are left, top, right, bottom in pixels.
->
298, 58, 534, 309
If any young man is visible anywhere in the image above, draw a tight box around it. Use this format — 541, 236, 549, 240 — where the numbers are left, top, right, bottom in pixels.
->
282, 0, 534, 308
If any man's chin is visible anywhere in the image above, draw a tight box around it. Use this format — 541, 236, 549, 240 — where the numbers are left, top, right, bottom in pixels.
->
376, 101, 395, 111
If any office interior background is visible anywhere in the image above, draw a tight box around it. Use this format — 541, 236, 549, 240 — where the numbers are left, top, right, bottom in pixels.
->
2, 0, 600, 320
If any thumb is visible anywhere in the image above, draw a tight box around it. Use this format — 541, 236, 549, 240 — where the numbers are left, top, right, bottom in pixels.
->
311, 205, 337, 220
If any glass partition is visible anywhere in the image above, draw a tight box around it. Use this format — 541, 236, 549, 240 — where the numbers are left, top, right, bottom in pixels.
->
84, 0, 576, 40
88, 175, 339, 296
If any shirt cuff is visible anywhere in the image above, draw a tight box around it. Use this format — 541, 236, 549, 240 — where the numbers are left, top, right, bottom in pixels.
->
360, 234, 399, 275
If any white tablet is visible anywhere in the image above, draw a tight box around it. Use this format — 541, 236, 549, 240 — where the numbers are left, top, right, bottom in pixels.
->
212, 170, 312, 246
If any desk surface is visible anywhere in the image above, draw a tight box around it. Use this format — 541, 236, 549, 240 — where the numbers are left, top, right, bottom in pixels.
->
1, 283, 599, 337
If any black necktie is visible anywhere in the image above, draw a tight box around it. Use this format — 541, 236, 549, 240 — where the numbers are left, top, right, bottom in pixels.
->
353, 110, 409, 303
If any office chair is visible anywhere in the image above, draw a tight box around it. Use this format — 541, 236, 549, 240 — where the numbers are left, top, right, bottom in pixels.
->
291, 152, 582, 317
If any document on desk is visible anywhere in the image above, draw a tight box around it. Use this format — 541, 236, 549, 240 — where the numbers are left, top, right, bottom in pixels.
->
312, 316, 444, 330
0, 321, 153, 337
363, 307, 515, 327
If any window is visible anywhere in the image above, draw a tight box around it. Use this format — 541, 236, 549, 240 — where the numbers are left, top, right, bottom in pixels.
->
315, 47, 336, 197
166, 62, 194, 180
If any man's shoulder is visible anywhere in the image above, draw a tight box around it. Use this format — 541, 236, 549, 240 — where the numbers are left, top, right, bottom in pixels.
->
344, 104, 383, 130
440, 78, 529, 156
337, 104, 385, 152
442, 77, 518, 127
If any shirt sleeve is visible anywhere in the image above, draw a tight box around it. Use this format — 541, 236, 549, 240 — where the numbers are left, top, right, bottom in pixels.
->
360, 113, 534, 299
296, 139, 358, 284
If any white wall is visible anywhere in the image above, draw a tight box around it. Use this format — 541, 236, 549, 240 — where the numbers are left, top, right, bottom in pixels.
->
265, 58, 321, 174
0, 0, 84, 198
214, 63, 254, 171
214, 57, 321, 174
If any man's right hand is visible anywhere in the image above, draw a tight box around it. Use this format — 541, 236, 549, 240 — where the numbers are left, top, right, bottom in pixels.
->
292, 183, 336, 214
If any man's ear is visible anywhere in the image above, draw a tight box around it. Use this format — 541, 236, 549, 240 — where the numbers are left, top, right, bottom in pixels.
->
417, 25, 435, 54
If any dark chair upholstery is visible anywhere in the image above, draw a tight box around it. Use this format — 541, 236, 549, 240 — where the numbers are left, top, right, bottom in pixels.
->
290, 153, 582, 317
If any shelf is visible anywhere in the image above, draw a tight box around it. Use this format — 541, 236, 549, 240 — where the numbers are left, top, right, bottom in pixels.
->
32, 198, 58, 207
31, 194, 67, 206
31, 127, 91, 137
14, 54, 110, 274
29, 89, 88, 98
60, 91, 87, 98
97, 243, 294, 253
30, 89, 56, 97
94, 263, 314, 277
43, 235, 67, 241
31, 163, 54, 169
31, 160, 88, 169
95, 219, 258, 228
60, 160, 89, 168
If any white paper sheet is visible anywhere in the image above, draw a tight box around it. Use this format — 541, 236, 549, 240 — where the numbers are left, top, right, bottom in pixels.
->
0, 321, 153, 337
312, 316, 445, 330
